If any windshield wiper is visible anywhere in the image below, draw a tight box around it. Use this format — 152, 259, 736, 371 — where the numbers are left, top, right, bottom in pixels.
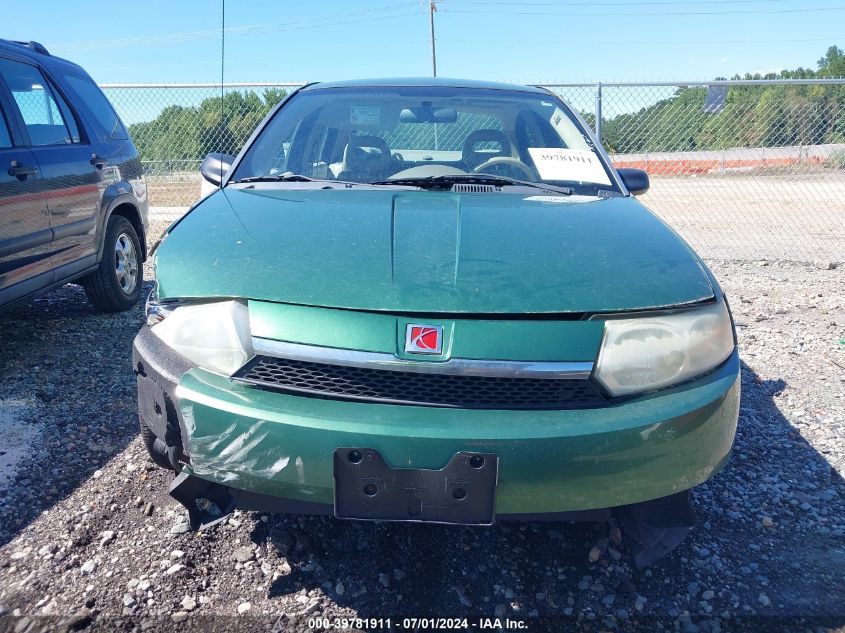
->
229, 173, 317, 184
370, 174, 573, 195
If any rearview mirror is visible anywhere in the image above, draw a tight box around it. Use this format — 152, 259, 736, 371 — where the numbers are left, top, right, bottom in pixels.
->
200, 152, 236, 187
616, 167, 649, 196
399, 107, 458, 124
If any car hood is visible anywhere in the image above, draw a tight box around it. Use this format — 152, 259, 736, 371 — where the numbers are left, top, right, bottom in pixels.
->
154, 187, 714, 314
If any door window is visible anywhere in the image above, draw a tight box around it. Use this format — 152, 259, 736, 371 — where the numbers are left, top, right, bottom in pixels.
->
0, 59, 79, 146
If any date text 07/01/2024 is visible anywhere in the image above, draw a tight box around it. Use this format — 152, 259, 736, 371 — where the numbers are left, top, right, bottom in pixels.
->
304, 617, 529, 630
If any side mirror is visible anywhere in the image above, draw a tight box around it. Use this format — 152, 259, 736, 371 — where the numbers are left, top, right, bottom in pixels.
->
617, 167, 649, 196
200, 152, 236, 187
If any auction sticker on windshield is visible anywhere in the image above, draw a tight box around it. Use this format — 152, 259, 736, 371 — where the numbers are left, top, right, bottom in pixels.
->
528, 148, 611, 185
350, 106, 380, 126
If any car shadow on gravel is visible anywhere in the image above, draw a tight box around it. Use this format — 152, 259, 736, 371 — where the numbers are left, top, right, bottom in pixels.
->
0, 280, 153, 547
250, 360, 845, 626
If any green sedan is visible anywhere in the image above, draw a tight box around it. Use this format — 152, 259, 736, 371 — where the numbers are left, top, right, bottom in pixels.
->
134, 79, 739, 567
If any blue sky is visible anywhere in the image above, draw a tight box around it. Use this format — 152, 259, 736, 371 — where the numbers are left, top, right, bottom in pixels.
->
4, 0, 843, 84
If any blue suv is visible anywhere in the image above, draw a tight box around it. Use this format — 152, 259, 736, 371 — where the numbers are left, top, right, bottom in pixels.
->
0, 39, 147, 312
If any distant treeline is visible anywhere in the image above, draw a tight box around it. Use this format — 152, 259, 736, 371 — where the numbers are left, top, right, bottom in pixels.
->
598, 46, 845, 154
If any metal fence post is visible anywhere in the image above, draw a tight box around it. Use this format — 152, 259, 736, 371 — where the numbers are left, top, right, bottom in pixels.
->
594, 82, 603, 146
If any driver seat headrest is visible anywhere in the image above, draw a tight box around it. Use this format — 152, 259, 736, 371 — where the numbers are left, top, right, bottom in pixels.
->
342, 135, 392, 173
462, 129, 511, 170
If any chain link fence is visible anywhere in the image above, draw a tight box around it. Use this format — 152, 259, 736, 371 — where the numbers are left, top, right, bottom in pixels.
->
101, 80, 845, 262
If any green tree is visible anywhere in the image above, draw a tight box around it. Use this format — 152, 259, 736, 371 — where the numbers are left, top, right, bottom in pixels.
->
129, 87, 287, 170
817, 46, 845, 77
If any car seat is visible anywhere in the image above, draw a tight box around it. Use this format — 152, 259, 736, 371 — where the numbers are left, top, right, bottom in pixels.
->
461, 129, 511, 171
336, 135, 392, 182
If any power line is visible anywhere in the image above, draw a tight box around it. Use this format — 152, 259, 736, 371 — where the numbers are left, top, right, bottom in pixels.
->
443, 5, 845, 16
51, 3, 419, 52
438, 35, 842, 46
461, 0, 804, 5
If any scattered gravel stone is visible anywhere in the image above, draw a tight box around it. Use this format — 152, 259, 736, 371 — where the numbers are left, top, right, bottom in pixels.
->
171, 611, 189, 623
99, 530, 115, 547
454, 587, 472, 608
37, 544, 57, 557
165, 563, 185, 575
588, 546, 601, 562
233, 546, 255, 563
237, 602, 252, 615
761, 516, 774, 528
301, 601, 321, 615
80, 560, 97, 576
170, 516, 190, 535
181, 596, 197, 611
269, 528, 293, 555
61, 608, 94, 630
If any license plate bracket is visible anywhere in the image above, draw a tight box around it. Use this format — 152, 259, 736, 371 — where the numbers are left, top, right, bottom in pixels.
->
333, 448, 498, 525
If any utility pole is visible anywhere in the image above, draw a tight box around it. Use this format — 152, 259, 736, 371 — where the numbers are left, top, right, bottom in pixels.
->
429, 0, 437, 77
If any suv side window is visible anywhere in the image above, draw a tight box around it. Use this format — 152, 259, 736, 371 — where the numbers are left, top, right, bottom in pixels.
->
0, 58, 79, 146
61, 72, 127, 140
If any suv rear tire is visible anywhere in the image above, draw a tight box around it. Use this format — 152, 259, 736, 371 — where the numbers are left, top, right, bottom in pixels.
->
82, 215, 142, 312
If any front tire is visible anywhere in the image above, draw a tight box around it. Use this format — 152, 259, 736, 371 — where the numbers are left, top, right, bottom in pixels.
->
82, 215, 142, 312
140, 418, 175, 470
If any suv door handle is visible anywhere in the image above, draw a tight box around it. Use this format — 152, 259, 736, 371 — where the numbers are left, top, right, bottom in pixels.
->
7, 160, 38, 180
90, 155, 110, 169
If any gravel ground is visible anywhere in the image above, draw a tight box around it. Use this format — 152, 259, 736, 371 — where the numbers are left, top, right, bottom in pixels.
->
0, 219, 843, 632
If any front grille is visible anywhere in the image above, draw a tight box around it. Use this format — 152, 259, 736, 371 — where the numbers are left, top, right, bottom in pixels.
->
233, 356, 607, 409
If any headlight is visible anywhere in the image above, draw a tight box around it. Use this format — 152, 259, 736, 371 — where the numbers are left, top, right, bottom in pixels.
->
148, 300, 253, 375
593, 299, 734, 397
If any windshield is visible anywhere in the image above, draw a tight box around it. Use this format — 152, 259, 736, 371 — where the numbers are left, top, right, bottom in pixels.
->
230, 85, 620, 196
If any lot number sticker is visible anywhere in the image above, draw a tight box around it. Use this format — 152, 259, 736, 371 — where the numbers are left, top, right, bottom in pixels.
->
528, 148, 611, 185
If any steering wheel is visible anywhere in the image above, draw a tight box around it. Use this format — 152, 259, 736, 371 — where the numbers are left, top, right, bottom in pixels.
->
472, 156, 536, 181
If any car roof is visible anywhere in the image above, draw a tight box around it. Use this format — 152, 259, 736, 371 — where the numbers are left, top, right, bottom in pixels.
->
0, 38, 86, 74
302, 77, 550, 95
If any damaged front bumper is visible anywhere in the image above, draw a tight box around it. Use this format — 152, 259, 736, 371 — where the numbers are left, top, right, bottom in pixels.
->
133, 324, 739, 522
